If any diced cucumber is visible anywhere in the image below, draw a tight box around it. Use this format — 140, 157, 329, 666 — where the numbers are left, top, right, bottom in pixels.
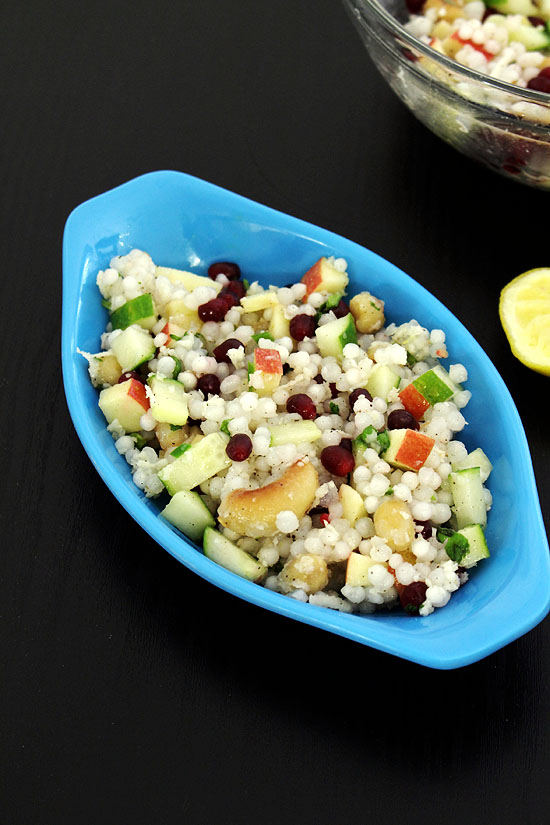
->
155, 266, 222, 293
203, 527, 267, 582
159, 433, 231, 494
412, 365, 460, 406
149, 375, 189, 426
450, 467, 487, 529
110, 294, 156, 330
486, 0, 538, 16
457, 523, 490, 569
365, 364, 401, 400
451, 447, 493, 482
315, 313, 357, 360
161, 490, 215, 543
508, 22, 550, 50
111, 326, 155, 372
269, 420, 321, 446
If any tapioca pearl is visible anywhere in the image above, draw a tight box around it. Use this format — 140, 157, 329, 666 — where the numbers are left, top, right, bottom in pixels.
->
396, 562, 416, 586
200, 321, 220, 342
332, 541, 352, 561
240, 392, 259, 413
464, 0, 485, 18
115, 435, 134, 454
427, 568, 447, 588
372, 460, 391, 475
228, 416, 249, 435
413, 562, 431, 580
411, 501, 432, 521
226, 399, 245, 418
430, 503, 452, 524
411, 537, 437, 562
341, 585, 366, 604
483, 489, 493, 508
298, 340, 317, 354
446, 441, 468, 463
101, 268, 119, 288
343, 528, 361, 549
426, 586, 450, 608
424, 449, 443, 470
256, 398, 277, 418
368, 565, 394, 590
219, 321, 235, 337
304, 535, 323, 554
371, 398, 387, 414
200, 420, 219, 435
455, 390, 472, 409
272, 387, 290, 407
194, 355, 218, 376
390, 469, 403, 485
437, 462, 451, 480
277, 287, 295, 306
343, 343, 362, 360
321, 430, 342, 447
288, 351, 310, 370
154, 355, 174, 377
353, 465, 371, 484
255, 456, 270, 473
258, 546, 280, 567
183, 350, 199, 370
306, 292, 326, 309
365, 495, 380, 514
393, 483, 412, 503
352, 396, 372, 415
345, 367, 362, 387
289, 539, 306, 556
203, 397, 225, 421
252, 427, 271, 455
309, 384, 328, 404
355, 518, 375, 539
354, 412, 373, 434
321, 361, 341, 382
315, 415, 333, 432
225, 308, 241, 325
139, 411, 156, 431
418, 467, 441, 489
215, 362, 231, 381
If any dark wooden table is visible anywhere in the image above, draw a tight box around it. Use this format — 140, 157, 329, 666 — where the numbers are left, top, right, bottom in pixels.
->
2, 1, 549, 823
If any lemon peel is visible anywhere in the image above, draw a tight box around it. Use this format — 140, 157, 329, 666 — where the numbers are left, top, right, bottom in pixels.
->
499, 268, 550, 376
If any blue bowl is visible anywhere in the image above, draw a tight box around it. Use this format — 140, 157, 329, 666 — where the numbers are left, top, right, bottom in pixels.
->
62, 170, 550, 669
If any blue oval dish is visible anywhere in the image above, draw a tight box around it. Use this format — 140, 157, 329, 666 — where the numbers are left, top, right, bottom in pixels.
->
62, 170, 550, 669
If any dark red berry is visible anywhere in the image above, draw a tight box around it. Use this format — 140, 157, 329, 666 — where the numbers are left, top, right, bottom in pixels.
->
289, 313, 316, 341
320, 445, 355, 476
208, 261, 241, 281
221, 280, 246, 299
414, 519, 433, 540
314, 374, 324, 384
332, 299, 350, 319
399, 582, 428, 614
198, 298, 229, 323
340, 438, 353, 452
405, 0, 423, 12
226, 433, 252, 461
197, 373, 221, 396
329, 383, 338, 399
286, 393, 317, 420
387, 409, 419, 431
349, 388, 372, 410
527, 75, 550, 93
118, 371, 141, 384
320, 513, 330, 526
528, 15, 546, 26
218, 292, 239, 311
213, 337, 244, 364
540, 67, 550, 79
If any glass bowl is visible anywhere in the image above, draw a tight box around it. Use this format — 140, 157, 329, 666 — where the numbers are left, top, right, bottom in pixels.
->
343, 0, 550, 189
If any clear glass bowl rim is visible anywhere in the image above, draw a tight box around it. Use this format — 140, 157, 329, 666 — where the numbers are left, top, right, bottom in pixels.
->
346, 0, 550, 106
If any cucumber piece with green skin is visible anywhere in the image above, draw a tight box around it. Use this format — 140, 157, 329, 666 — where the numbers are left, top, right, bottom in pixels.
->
159, 432, 231, 494
508, 22, 550, 50
111, 326, 155, 372
148, 375, 189, 425
457, 523, 490, 569
412, 365, 460, 406
161, 490, 215, 543
268, 420, 322, 446
315, 313, 357, 361
450, 467, 487, 529
451, 447, 492, 482
365, 364, 401, 400
203, 527, 267, 582
110, 294, 156, 330
486, 0, 538, 15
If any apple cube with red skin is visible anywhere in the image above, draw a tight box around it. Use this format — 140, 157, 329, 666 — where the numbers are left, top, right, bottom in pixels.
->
161, 320, 186, 347
301, 257, 349, 298
399, 383, 431, 420
98, 378, 149, 432
383, 428, 435, 472
253, 348, 283, 394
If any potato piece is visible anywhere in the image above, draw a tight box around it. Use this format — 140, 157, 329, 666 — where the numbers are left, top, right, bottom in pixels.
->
373, 499, 415, 554
218, 460, 318, 538
155, 422, 188, 451
279, 554, 329, 594
349, 292, 385, 333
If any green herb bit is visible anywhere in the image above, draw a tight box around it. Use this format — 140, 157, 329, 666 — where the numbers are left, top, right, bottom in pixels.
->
243, 279, 250, 290
170, 333, 182, 341
329, 402, 339, 415
377, 430, 390, 452
385, 487, 394, 496
220, 419, 232, 436
370, 301, 380, 310
129, 432, 147, 449
171, 442, 192, 458
169, 424, 182, 431
444, 533, 470, 564
354, 424, 376, 448
436, 527, 455, 542
252, 331, 274, 342
247, 362, 255, 375
101, 298, 111, 310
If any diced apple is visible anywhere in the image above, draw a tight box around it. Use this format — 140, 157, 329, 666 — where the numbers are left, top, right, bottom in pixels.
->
382, 428, 435, 471
399, 382, 431, 420
149, 376, 189, 426
269, 303, 290, 339
315, 313, 357, 361
95, 353, 122, 386
345, 552, 381, 586
164, 298, 201, 331
98, 378, 149, 432
240, 292, 279, 313
161, 320, 186, 346
155, 266, 222, 293
251, 347, 282, 395
301, 257, 349, 297
339, 484, 366, 526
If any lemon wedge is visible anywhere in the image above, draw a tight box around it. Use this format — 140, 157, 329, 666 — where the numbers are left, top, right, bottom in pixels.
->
499, 268, 550, 376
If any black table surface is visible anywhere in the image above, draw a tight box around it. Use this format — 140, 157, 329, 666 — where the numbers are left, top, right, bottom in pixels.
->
2, 1, 549, 823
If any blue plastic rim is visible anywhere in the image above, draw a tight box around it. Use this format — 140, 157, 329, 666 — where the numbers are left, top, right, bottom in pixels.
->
62, 170, 550, 669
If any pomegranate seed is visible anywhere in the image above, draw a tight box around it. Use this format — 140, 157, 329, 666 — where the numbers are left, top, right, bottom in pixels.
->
218, 292, 239, 311
286, 393, 317, 420
349, 388, 372, 410
198, 298, 229, 322
118, 371, 141, 384
539, 67, 550, 79
320, 512, 330, 526
527, 75, 550, 93
222, 280, 246, 299
208, 261, 241, 281
226, 433, 252, 461
320, 445, 355, 476
387, 409, 419, 431
213, 337, 244, 363
340, 438, 353, 452
405, 0, 423, 12
289, 314, 316, 341
414, 519, 433, 540
332, 299, 350, 319
399, 581, 428, 613
197, 373, 221, 396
